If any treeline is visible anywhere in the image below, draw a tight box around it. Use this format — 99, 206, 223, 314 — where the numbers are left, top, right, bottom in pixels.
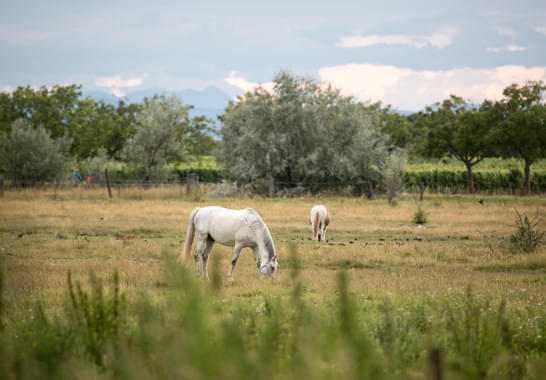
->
0, 75, 544, 196
381, 81, 546, 194
0, 86, 216, 186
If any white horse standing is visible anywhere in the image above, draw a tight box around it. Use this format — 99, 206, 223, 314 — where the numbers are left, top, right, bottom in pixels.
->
310, 205, 330, 242
182, 206, 278, 278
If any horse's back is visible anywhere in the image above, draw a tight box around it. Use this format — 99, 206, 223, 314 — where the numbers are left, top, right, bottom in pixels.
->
194, 206, 265, 245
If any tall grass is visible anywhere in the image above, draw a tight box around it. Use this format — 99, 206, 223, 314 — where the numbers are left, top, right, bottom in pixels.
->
1, 251, 544, 379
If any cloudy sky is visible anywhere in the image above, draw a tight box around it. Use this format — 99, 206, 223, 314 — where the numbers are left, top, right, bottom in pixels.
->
1, 0, 545, 111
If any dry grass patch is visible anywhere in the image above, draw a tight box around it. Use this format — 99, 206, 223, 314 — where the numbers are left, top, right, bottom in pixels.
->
1, 189, 545, 315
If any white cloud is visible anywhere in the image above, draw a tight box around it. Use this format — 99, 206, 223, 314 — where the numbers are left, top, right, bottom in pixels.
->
318, 63, 546, 111
535, 26, 546, 35
95, 74, 147, 97
337, 28, 458, 49
486, 44, 527, 53
224, 70, 274, 94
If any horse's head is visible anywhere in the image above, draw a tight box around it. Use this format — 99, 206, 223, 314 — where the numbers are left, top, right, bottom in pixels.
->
259, 255, 278, 276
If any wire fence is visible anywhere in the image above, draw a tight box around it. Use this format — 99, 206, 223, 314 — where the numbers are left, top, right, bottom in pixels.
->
1, 173, 543, 199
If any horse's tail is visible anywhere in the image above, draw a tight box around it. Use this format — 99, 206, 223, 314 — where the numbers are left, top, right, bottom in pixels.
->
312, 210, 320, 240
181, 208, 200, 262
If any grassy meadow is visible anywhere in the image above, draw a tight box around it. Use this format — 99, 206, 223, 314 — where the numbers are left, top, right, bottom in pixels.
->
0, 186, 545, 379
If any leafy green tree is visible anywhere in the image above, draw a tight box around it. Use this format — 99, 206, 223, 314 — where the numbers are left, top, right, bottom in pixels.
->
216, 71, 388, 192
0, 85, 83, 139
492, 80, 546, 194
121, 94, 212, 181
416, 96, 495, 194
379, 108, 422, 153
0, 119, 71, 186
0, 85, 143, 161
72, 100, 140, 160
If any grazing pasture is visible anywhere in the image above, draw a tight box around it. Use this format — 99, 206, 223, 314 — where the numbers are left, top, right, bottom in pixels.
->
0, 187, 545, 379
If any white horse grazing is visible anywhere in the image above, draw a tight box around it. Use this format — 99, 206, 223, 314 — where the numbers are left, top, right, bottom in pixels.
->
310, 205, 330, 242
182, 206, 278, 278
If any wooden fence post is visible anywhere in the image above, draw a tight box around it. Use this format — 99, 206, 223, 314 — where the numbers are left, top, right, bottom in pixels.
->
419, 182, 425, 201
186, 174, 194, 195
186, 173, 199, 195
104, 168, 112, 199
0, 175, 3, 198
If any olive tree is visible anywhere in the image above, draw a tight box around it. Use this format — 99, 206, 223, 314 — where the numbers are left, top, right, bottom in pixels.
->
0, 119, 71, 186
121, 94, 214, 181
216, 71, 388, 193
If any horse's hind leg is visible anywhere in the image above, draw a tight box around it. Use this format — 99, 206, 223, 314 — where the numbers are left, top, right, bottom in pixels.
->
194, 235, 206, 276
201, 237, 215, 279
320, 222, 326, 242
228, 243, 244, 278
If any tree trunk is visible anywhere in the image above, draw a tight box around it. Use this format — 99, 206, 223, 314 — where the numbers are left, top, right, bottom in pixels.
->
524, 160, 531, 195
464, 161, 474, 195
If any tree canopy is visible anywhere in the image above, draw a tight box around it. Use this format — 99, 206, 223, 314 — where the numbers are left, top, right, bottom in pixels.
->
0, 119, 71, 185
491, 80, 546, 194
216, 71, 388, 191
122, 94, 216, 181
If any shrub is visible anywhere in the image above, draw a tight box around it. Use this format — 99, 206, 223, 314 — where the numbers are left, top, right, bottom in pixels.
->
207, 180, 250, 198
509, 209, 544, 252
412, 204, 429, 225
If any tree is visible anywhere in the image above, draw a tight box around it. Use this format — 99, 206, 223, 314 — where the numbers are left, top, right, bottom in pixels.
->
0, 85, 143, 161
0, 119, 71, 186
379, 108, 420, 151
216, 71, 388, 193
72, 99, 140, 160
121, 94, 213, 181
0, 85, 83, 139
492, 81, 546, 194
416, 96, 495, 194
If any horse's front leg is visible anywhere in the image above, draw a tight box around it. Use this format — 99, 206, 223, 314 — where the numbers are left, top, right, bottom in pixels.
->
228, 243, 244, 278
253, 247, 261, 272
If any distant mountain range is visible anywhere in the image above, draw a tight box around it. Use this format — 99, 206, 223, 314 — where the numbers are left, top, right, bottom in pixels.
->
84, 86, 234, 123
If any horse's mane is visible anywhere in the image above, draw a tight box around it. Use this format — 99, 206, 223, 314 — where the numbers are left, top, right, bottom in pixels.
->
244, 208, 275, 259
264, 231, 275, 259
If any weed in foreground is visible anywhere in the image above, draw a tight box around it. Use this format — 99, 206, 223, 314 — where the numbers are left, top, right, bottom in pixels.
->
0, 253, 545, 379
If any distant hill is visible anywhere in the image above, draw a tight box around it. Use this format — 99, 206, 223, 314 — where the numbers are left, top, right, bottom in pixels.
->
83, 86, 232, 122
